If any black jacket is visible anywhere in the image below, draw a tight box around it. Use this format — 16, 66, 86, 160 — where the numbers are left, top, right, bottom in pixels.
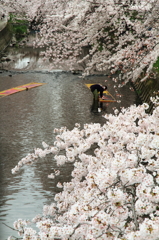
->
90, 84, 105, 98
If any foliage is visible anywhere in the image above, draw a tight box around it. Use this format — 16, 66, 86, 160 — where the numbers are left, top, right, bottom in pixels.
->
8, 13, 29, 40
153, 58, 159, 73
13, 25, 28, 38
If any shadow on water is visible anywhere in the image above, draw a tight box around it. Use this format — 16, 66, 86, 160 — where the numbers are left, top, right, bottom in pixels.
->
0, 48, 139, 239
90, 99, 108, 114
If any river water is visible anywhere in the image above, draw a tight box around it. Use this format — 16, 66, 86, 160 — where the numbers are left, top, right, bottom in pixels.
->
0, 46, 139, 239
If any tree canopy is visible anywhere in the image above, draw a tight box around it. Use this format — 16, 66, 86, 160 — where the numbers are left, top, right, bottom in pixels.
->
9, 100, 159, 240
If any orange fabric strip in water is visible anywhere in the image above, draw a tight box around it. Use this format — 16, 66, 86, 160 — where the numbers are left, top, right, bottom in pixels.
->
0, 82, 46, 98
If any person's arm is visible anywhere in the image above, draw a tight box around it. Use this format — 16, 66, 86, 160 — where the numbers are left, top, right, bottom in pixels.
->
100, 89, 103, 98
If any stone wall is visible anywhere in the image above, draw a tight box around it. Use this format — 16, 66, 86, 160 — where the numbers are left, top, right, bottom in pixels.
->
0, 23, 12, 53
133, 76, 159, 113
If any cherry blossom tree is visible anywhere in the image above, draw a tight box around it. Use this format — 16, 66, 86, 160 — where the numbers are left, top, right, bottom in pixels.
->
1, 0, 159, 84
1, 1, 159, 239
8, 98, 159, 240
0, 0, 41, 20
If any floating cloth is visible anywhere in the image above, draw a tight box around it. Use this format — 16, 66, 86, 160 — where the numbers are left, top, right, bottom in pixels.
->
85, 83, 116, 103
0, 82, 46, 98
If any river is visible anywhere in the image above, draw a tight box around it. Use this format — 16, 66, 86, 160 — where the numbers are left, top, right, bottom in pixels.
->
0, 45, 139, 239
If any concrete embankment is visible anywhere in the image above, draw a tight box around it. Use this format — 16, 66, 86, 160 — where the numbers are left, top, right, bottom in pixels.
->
133, 76, 159, 113
0, 22, 12, 53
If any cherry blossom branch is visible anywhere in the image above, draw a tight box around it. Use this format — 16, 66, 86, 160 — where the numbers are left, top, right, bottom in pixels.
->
3, 222, 18, 232
130, 186, 139, 231
2, 223, 23, 240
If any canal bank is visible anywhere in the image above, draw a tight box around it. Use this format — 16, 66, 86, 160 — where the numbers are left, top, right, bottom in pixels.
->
0, 23, 12, 53
132, 71, 159, 113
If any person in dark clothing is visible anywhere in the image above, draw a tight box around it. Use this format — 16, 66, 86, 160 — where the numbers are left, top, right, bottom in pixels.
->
90, 84, 107, 100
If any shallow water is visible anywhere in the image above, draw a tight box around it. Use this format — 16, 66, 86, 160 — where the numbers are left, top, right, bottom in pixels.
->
0, 64, 138, 239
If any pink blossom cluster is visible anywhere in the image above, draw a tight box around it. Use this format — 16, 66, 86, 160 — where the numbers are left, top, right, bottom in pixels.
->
8, 100, 159, 240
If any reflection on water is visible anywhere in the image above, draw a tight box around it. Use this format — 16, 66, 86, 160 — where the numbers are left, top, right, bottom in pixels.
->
91, 100, 106, 113
14, 57, 32, 69
0, 70, 138, 239
0, 46, 51, 71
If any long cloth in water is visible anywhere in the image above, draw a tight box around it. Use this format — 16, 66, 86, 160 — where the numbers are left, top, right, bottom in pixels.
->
0, 82, 46, 98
